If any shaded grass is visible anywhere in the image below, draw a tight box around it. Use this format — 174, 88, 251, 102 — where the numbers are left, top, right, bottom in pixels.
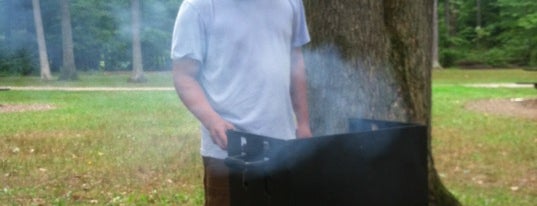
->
0, 69, 536, 205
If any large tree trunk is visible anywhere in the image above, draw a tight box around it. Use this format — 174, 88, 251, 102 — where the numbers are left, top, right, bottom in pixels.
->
31, 0, 52, 80
303, 0, 460, 205
128, 0, 146, 83
59, 0, 77, 81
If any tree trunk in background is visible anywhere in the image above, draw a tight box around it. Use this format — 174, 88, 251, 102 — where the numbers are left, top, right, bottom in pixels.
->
445, 0, 458, 37
128, 0, 146, 83
59, 0, 77, 81
444, 0, 451, 38
32, 0, 52, 80
303, 0, 460, 205
476, 0, 482, 28
475, 0, 482, 49
433, 0, 443, 69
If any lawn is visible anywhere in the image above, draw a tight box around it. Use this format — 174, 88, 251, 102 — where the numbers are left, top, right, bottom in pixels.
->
432, 69, 536, 205
1, 72, 204, 205
1, 69, 536, 205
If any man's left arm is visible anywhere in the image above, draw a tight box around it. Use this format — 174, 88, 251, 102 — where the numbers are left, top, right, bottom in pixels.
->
290, 47, 312, 138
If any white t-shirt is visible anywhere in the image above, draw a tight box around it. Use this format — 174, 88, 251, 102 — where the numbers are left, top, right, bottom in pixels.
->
171, 0, 310, 159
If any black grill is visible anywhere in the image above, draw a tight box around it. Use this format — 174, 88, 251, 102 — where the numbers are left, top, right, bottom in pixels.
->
225, 118, 428, 206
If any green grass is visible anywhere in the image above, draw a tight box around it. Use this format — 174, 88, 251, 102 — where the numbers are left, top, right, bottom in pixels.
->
1, 75, 204, 205
432, 69, 536, 206
1, 69, 536, 205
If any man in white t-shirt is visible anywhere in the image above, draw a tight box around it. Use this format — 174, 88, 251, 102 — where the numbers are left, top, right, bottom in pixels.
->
171, 0, 311, 205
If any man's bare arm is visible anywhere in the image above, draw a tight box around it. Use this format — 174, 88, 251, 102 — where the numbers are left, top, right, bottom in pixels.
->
290, 48, 312, 138
173, 58, 234, 149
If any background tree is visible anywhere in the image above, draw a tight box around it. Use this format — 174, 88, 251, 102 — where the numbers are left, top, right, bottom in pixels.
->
476, 0, 482, 28
494, 0, 537, 66
1, 0, 534, 76
32, 0, 52, 80
58, 0, 77, 80
1, 0, 14, 50
0, 0, 38, 76
438, 0, 537, 67
433, 0, 443, 69
68, 0, 116, 71
303, 0, 460, 205
128, 0, 146, 83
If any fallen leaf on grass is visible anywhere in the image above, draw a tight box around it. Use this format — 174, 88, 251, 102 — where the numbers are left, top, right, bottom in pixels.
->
82, 183, 91, 191
12, 147, 20, 153
32, 198, 46, 205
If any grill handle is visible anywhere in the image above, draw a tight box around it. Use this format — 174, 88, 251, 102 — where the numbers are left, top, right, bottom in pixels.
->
225, 154, 269, 169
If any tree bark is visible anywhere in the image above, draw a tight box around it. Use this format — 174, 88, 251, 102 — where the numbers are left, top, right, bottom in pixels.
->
32, 0, 52, 80
303, 0, 459, 205
59, 0, 77, 81
128, 0, 146, 83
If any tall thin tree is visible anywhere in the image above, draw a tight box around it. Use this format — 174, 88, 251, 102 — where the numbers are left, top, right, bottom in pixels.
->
129, 0, 146, 83
476, 0, 482, 28
445, 0, 451, 37
475, 0, 483, 49
59, 0, 77, 80
303, 0, 460, 205
433, 0, 442, 69
32, 0, 52, 80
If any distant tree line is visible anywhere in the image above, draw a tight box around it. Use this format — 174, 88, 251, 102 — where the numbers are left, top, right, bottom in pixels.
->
0, 0, 182, 78
439, 0, 537, 68
1, 0, 536, 78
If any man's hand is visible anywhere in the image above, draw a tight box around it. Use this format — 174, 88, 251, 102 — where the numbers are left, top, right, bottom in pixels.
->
173, 58, 234, 150
290, 47, 312, 139
296, 123, 312, 139
203, 116, 235, 150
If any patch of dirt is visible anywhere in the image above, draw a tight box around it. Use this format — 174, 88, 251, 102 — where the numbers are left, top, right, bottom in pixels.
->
465, 98, 537, 120
0, 104, 56, 113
